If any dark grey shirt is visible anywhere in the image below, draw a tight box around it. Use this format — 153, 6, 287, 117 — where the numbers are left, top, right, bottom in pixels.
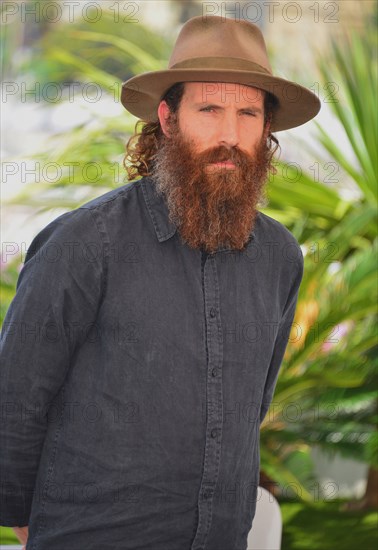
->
0, 176, 303, 550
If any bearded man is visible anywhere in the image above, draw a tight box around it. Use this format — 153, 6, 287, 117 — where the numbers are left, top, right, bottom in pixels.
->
1, 15, 320, 550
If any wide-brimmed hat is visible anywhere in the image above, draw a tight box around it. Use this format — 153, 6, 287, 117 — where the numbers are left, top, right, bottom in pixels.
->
121, 15, 321, 131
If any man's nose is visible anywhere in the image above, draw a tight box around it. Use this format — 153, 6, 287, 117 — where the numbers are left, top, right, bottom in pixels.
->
217, 113, 240, 148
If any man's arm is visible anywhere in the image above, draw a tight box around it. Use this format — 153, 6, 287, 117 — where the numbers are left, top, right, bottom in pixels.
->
0, 207, 105, 527
259, 250, 304, 425
12, 525, 28, 548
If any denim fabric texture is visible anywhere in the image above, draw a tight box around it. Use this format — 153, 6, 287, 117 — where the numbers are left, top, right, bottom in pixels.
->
1, 176, 304, 550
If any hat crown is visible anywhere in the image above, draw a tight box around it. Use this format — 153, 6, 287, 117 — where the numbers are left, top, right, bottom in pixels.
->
168, 16, 273, 75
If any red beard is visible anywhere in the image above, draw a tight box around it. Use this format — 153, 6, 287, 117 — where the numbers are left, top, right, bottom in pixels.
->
152, 116, 272, 254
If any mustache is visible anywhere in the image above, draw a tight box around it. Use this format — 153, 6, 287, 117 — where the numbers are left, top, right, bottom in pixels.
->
193, 144, 255, 166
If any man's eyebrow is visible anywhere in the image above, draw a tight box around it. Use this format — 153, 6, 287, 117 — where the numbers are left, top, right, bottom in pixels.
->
193, 102, 263, 113
194, 102, 222, 109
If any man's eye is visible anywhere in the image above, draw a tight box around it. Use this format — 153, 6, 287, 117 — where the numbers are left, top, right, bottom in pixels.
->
242, 111, 257, 117
200, 106, 216, 112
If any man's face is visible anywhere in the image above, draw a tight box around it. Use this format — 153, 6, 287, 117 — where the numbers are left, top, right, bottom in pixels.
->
153, 82, 272, 254
175, 82, 266, 169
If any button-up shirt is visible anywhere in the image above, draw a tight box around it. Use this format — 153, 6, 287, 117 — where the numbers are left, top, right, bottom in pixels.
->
0, 175, 303, 550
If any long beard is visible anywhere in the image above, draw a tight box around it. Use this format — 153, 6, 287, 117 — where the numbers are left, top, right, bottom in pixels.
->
151, 117, 271, 254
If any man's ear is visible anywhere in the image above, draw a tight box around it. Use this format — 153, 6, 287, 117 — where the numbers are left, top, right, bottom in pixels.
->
158, 100, 172, 137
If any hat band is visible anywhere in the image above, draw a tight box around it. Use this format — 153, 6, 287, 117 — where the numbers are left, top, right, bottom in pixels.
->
170, 56, 272, 75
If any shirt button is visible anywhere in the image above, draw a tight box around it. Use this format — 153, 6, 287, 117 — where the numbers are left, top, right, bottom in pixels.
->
211, 428, 218, 438
210, 307, 216, 318
211, 367, 218, 377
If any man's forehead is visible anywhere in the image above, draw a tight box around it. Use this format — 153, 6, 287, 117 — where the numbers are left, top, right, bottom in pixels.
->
182, 82, 265, 106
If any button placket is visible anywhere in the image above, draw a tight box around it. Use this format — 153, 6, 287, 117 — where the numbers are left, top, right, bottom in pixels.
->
191, 254, 224, 550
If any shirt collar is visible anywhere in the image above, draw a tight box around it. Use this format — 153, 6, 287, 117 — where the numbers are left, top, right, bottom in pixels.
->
141, 176, 177, 242
140, 176, 256, 253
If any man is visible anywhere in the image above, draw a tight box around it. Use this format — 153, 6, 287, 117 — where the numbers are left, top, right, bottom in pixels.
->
0, 15, 320, 550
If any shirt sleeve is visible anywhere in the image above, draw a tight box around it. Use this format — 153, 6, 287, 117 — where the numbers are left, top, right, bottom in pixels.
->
0, 207, 106, 526
259, 249, 304, 425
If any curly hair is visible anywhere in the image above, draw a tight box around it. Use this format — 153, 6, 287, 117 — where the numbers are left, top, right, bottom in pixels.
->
124, 82, 280, 181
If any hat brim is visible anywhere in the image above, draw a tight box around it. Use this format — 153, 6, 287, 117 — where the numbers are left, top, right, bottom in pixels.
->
121, 68, 321, 132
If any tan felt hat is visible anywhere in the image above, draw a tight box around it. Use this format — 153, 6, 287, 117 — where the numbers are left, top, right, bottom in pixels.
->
121, 15, 321, 132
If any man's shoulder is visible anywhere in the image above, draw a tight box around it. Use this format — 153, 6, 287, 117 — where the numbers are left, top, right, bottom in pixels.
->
78, 179, 141, 211
256, 210, 300, 246
26, 180, 144, 253
256, 210, 304, 266
54, 178, 143, 232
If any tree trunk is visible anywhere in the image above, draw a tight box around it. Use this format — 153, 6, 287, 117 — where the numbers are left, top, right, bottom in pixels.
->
342, 466, 378, 511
